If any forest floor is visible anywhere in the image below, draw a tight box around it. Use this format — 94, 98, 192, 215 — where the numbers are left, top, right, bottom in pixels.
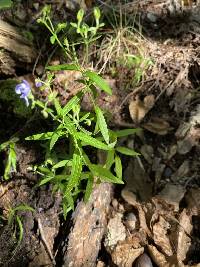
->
0, 1, 200, 267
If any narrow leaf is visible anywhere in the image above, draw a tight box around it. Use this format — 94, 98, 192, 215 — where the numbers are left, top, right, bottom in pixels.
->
84, 176, 94, 202
39, 176, 54, 186
90, 164, 124, 184
106, 150, 115, 169
76, 132, 111, 151
0, 0, 13, 9
25, 132, 54, 141
46, 64, 80, 71
116, 146, 140, 156
115, 156, 122, 179
66, 152, 82, 192
53, 160, 71, 169
62, 95, 80, 116
16, 216, 23, 245
84, 70, 112, 95
14, 205, 35, 213
115, 128, 141, 137
54, 98, 62, 115
50, 131, 60, 150
95, 106, 109, 144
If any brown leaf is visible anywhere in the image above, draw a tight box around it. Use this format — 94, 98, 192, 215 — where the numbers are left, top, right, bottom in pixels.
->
112, 244, 144, 267
129, 98, 147, 123
157, 184, 186, 212
177, 209, 192, 263
143, 117, 173, 135
148, 245, 169, 267
152, 215, 173, 256
171, 160, 190, 182
140, 145, 154, 164
129, 95, 155, 123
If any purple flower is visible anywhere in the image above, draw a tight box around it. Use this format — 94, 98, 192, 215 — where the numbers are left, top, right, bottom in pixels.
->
15, 80, 31, 106
35, 81, 42, 88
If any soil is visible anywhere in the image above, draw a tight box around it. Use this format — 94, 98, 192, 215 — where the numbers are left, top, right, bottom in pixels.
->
0, 0, 200, 266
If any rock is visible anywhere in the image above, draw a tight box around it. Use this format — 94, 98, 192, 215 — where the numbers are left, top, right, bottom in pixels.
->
147, 12, 158, 23
124, 212, 137, 231
135, 253, 153, 267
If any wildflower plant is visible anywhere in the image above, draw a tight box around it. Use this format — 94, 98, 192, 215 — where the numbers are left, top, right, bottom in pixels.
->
15, 80, 31, 106
1, 6, 140, 218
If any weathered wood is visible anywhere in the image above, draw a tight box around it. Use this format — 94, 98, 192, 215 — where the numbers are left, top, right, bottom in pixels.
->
63, 182, 113, 267
0, 19, 36, 74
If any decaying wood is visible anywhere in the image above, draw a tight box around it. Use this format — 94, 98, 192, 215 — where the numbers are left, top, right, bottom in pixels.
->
0, 19, 36, 74
63, 182, 113, 267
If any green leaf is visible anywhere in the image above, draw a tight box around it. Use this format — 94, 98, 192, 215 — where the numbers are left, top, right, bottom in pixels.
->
84, 71, 112, 95
50, 131, 60, 150
10, 144, 16, 172
77, 9, 84, 22
53, 160, 71, 169
25, 132, 54, 141
64, 116, 77, 136
13, 204, 35, 213
76, 132, 111, 151
39, 176, 54, 186
115, 156, 122, 179
46, 64, 80, 71
70, 22, 77, 28
54, 98, 62, 115
4, 143, 16, 180
66, 152, 82, 192
16, 215, 23, 245
38, 166, 53, 175
95, 106, 109, 144
105, 150, 115, 169
50, 35, 56, 44
62, 201, 72, 220
116, 146, 140, 156
84, 176, 94, 202
64, 193, 74, 211
62, 95, 80, 116
0, 0, 12, 9
90, 164, 123, 184
115, 128, 141, 137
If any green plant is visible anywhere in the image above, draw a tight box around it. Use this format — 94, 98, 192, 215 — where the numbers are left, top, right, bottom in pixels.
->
70, 7, 104, 63
0, 137, 18, 180
95, 2, 152, 87
26, 64, 140, 218
117, 54, 153, 85
5, 6, 140, 219
0, 0, 13, 9
37, 5, 104, 64
1, 204, 34, 247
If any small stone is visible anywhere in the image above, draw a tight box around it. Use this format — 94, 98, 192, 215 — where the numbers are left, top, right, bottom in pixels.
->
164, 167, 173, 178
124, 212, 137, 231
147, 12, 157, 23
135, 253, 153, 267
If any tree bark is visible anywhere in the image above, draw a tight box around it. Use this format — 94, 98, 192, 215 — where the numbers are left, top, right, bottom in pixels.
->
63, 182, 113, 267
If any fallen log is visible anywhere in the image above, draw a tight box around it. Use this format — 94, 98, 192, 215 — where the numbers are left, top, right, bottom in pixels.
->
63, 182, 113, 267
0, 19, 36, 75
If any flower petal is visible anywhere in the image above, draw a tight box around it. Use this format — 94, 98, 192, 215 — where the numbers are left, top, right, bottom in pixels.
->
15, 84, 22, 94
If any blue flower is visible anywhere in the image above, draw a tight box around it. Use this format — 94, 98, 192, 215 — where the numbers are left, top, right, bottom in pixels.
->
15, 80, 31, 106
35, 81, 42, 88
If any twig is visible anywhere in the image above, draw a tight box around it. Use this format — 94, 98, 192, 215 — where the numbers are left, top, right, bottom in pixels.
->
37, 217, 56, 266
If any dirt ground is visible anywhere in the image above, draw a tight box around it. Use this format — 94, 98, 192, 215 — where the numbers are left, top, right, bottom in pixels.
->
0, 0, 200, 266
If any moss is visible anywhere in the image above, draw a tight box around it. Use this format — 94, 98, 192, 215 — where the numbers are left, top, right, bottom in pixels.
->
0, 79, 32, 118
